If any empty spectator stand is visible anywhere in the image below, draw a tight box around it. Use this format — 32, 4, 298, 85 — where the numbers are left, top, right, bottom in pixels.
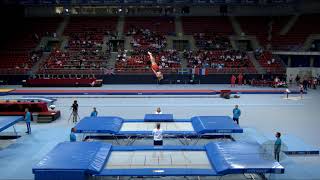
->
0, 101, 60, 123
256, 51, 286, 74
237, 16, 290, 48
182, 17, 233, 50
271, 14, 320, 50
0, 17, 62, 75
124, 17, 175, 35
182, 16, 234, 36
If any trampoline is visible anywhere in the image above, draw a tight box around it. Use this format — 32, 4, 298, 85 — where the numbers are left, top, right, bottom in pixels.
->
0, 116, 23, 137
33, 141, 284, 180
74, 115, 243, 145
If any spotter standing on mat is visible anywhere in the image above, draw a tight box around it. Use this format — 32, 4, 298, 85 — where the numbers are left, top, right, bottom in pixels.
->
148, 51, 164, 81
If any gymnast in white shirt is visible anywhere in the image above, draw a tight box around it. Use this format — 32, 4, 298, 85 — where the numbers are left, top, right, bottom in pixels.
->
155, 107, 162, 114
152, 123, 163, 146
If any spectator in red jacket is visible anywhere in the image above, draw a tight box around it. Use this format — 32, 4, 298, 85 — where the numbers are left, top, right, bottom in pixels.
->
238, 73, 243, 86
231, 75, 236, 87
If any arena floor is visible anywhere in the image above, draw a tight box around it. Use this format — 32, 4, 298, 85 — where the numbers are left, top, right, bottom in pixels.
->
0, 84, 320, 180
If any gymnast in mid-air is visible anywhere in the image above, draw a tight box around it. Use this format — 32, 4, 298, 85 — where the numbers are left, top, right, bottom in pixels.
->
148, 51, 164, 81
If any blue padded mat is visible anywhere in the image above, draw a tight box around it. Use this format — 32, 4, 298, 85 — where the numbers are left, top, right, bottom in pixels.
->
205, 142, 284, 174
75, 116, 124, 133
33, 142, 111, 174
144, 114, 174, 122
264, 134, 320, 155
282, 135, 319, 155
0, 116, 23, 132
191, 116, 243, 133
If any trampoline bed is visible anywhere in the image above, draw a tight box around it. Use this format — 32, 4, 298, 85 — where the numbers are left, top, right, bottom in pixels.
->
33, 141, 284, 180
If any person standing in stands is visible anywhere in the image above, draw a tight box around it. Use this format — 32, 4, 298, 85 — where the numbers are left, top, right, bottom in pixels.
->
152, 123, 163, 146
274, 132, 282, 162
155, 107, 162, 114
303, 79, 308, 91
25, 108, 31, 134
90, 107, 98, 117
70, 128, 77, 142
238, 73, 243, 86
232, 105, 241, 125
230, 75, 236, 87
295, 75, 300, 86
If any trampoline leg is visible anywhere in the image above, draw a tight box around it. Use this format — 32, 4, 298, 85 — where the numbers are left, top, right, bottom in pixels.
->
12, 125, 17, 137
193, 136, 201, 145
114, 136, 121, 145
244, 173, 256, 180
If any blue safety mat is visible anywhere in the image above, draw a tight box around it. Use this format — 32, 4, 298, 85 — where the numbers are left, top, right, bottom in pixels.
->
0, 116, 23, 132
191, 116, 243, 133
282, 135, 319, 155
144, 114, 174, 122
205, 142, 285, 174
33, 142, 111, 174
264, 134, 320, 155
74, 116, 124, 133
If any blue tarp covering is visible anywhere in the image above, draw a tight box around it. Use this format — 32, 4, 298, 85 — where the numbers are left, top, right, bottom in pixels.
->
74, 116, 123, 133
144, 114, 174, 122
33, 142, 111, 174
205, 142, 285, 174
191, 116, 243, 133
0, 116, 23, 132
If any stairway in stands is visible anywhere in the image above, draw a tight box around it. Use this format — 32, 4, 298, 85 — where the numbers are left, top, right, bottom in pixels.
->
247, 52, 266, 74
117, 16, 125, 36
175, 16, 184, 36
280, 14, 299, 35
31, 17, 69, 74
29, 52, 51, 75
229, 16, 242, 36
56, 16, 70, 37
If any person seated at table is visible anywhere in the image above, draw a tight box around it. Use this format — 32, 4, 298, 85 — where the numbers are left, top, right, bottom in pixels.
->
90, 107, 98, 117
152, 123, 163, 146
155, 107, 162, 114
